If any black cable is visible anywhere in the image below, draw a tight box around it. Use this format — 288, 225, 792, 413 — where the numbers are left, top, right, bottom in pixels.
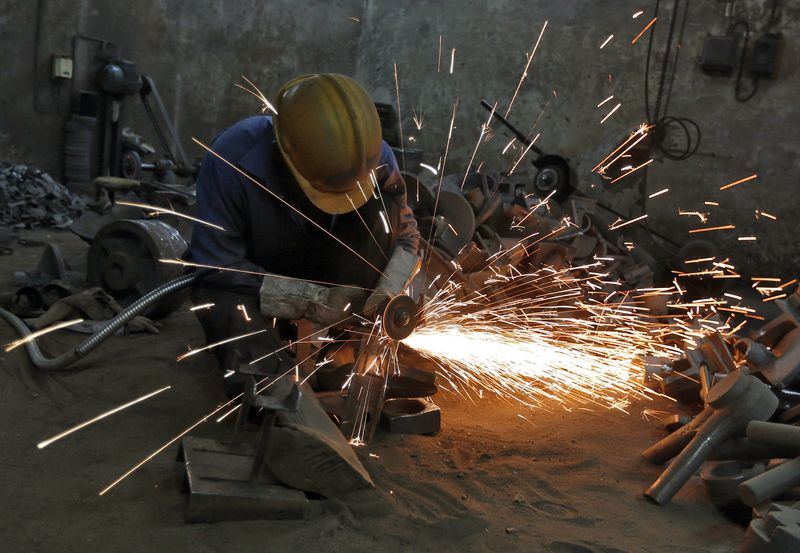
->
643, 0, 701, 162
731, 20, 759, 102
644, 0, 662, 123
661, 0, 691, 116
653, 0, 681, 122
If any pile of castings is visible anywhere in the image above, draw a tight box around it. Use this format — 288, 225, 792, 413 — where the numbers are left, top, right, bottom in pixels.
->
642, 286, 800, 551
0, 163, 86, 229
404, 169, 664, 301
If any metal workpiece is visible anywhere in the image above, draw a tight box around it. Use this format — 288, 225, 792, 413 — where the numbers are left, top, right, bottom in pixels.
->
642, 408, 713, 465
739, 458, 800, 508
643, 370, 779, 505
747, 421, 800, 451
752, 327, 800, 388
742, 502, 800, 553
735, 338, 777, 368
380, 398, 441, 435
701, 460, 766, 507
709, 438, 800, 462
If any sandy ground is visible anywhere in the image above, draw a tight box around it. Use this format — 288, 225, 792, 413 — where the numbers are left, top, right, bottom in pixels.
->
0, 230, 744, 553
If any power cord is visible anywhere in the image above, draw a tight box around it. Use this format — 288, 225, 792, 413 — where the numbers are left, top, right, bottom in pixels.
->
644, 0, 702, 161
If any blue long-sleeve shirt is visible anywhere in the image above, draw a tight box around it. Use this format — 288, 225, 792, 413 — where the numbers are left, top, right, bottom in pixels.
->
186, 115, 419, 294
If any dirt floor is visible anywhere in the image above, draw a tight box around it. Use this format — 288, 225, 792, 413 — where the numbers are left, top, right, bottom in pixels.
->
0, 230, 745, 553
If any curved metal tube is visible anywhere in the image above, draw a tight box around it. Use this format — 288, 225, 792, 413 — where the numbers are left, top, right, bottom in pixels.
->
0, 273, 196, 371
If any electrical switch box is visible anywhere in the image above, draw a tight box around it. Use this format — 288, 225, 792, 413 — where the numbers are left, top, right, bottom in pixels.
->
700, 35, 738, 76
52, 55, 73, 79
750, 33, 783, 79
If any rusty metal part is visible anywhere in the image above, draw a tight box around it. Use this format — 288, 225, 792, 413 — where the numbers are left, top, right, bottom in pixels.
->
86, 219, 187, 318
380, 398, 441, 435
701, 460, 766, 507
643, 369, 779, 505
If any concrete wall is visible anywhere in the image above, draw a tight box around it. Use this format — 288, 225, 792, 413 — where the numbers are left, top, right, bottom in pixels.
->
1, 0, 798, 277
0, 0, 363, 177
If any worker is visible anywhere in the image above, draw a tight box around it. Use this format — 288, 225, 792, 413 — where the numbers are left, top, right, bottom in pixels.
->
184, 74, 421, 496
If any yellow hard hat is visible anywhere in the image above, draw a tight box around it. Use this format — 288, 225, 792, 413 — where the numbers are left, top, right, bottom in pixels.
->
274, 74, 382, 215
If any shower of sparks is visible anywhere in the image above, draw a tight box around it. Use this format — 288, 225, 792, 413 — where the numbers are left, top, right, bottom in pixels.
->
37, 385, 171, 449
403, 271, 677, 409
600, 34, 614, 49
115, 201, 226, 231
461, 101, 496, 188
504, 20, 548, 118
4, 318, 83, 352
509, 133, 540, 175
720, 173, 758, 191
379, 211, 391, 234
610, 158, 653, 183
236, 304, 252, 321
609, 213, 648, 231
593, 123, 652, 174
600, 103, 622, 124
393, 63, 406, 175
419, 162, 438, 175
649, 188, 669, 198
597, 95, 614, 107
632, 17, 657, 44
437, 35, 442, 72
235, 76, 277, 115
689, 224, 736, 234
177, 328, 268, 361
411, 107, 425, 129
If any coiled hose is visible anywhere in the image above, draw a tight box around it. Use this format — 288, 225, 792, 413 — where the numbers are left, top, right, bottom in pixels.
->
0, 273, 197, 371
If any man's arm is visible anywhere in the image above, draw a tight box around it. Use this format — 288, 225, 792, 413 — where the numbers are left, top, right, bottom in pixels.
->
375, 142, 420, 255
186, 153, 265, 295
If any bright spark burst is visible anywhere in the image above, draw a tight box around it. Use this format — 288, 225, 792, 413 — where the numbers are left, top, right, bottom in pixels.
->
403, 269, 674, 410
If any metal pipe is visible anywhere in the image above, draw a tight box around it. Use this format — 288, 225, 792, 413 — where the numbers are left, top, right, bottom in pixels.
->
747, 420, 800, 451
643, 370, 779, 505
641, 408, 713, 464
0, 273, 196, 371
738, 457, 800, 507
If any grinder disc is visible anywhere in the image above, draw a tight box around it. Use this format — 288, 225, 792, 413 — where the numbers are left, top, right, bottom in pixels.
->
382, 295, 418, 340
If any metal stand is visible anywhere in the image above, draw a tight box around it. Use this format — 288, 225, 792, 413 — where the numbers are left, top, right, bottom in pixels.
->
179, 370, 323, 523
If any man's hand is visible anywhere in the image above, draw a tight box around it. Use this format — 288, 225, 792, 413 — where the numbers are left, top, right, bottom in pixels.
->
363, 248, 421, 315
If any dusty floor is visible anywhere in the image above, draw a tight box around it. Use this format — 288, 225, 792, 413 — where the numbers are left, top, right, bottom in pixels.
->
0, 230, 745, 553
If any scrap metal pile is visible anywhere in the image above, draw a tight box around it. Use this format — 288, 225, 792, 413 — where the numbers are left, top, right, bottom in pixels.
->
0, 163, 86, 229
642, 287, 800, 551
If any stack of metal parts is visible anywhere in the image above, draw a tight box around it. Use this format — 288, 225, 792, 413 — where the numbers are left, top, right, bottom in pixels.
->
642, 286, 800, 552
0, 163, 86, 229
406, 170, 662, 304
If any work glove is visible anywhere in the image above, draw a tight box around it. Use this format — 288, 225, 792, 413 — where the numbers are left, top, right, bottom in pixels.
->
259, 276, 366, 326
363, 248, 421, 315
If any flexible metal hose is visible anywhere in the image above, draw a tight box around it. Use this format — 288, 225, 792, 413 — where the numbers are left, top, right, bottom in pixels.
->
0, 273, 196, 371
